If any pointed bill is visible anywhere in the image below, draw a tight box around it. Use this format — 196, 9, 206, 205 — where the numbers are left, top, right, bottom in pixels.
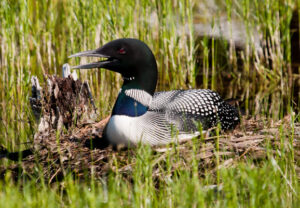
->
69, 48, 113, 69
71, 61, 112, 69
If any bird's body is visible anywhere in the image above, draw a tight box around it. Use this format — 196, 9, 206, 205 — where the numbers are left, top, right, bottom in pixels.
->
105, 88, 239, 146
70, 38, 239, 146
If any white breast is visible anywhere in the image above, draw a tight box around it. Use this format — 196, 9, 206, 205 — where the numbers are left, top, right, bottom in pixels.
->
104, 115, 143, 146
104, 113, 202, 146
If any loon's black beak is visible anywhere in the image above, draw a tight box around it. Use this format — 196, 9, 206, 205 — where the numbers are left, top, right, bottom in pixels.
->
69, 49, 118, 69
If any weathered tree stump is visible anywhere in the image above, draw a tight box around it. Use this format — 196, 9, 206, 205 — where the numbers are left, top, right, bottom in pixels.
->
30, 64, 100, 150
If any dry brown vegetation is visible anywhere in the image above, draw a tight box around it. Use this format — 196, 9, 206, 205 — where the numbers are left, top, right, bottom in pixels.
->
1, 75, 299, 184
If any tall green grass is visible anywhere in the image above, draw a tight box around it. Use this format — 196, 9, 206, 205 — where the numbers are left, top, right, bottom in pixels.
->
0, 0, 299, 207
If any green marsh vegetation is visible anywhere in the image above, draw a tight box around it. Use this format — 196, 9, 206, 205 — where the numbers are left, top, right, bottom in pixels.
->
0, 0, 299, 207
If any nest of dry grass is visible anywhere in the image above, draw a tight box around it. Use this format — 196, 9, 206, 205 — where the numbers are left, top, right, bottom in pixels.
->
1, 74, 299, 183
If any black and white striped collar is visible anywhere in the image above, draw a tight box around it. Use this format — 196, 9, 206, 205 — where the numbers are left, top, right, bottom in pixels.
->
124, 89, 152, 107
123, 76, 135, 81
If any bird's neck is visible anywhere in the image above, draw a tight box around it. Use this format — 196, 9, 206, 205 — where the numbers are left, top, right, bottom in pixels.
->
112, 66, 157, 117
123, 63, 158, 95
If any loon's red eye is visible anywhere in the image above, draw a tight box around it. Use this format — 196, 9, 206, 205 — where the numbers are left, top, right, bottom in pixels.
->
118, 48, 126, 54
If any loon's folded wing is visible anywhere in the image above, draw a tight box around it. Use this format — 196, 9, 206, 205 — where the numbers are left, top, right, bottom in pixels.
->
131, 111, 201, 145
150, 89, 239, 130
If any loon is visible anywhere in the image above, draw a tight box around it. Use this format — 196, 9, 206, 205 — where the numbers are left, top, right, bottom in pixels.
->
69, 38, 239, 146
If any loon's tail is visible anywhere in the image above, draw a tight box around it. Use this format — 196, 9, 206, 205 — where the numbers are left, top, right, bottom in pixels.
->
218, 101, 240, 130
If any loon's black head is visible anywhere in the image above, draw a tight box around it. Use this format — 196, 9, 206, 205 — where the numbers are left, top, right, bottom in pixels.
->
69, 38, 158, 95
